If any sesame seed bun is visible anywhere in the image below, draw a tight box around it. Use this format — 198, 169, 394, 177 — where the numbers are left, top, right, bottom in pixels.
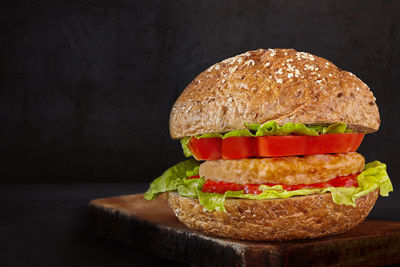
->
169, 49, 380, 139
168, 189, 379, 241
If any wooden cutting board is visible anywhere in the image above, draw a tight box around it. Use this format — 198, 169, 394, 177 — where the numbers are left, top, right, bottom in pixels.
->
89, 193, 400, 266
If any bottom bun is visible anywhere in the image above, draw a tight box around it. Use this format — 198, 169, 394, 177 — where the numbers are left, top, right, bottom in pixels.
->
167, 190, 379, 241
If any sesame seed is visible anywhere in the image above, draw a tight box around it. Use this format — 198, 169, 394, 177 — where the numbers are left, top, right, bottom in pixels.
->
304, 64, 315, 71
276, 78, 283, 84
328, 73, 333, 77
221, 79, 226, 84
297, 52, 315, 61
295, 69, 300, 77
244, 59, 255, 66
288, 73, 294, 78
284, 52, 288, 56
276, 68, 283, 74
237, 57, 243, 64
265, 62, 271, 67
222, 56, 237, 65
229, 66, 238, 73
287, 64, 295, 72
214, 64, 220, 70
356, 87, 360, 91
316, 79, 322, 83
268, 49, 276, 57
238, 83, 249, 89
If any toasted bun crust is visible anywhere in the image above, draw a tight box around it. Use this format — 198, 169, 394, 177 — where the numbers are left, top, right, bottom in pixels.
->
168, 189, 379, 241
170, 49, 380, 138
199, 152, 364, 185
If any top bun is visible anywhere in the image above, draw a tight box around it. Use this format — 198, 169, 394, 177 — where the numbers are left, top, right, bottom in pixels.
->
169, 49, 380, 139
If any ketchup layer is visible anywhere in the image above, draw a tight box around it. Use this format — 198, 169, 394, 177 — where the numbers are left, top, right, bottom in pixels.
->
194, 174, 359, 195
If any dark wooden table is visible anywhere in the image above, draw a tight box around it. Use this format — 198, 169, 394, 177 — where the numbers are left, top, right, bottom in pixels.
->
1, 183, 398, 267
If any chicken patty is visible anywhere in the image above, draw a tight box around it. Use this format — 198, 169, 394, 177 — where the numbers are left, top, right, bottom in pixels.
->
199, 152, 365, 185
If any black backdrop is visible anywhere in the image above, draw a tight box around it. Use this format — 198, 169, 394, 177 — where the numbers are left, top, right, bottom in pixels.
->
1, 0, 399, 184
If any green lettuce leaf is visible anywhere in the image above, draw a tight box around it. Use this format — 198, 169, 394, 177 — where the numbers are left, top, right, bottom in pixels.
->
249, 121, 349, 136
197, 189, 227, 212
356, 161, 392, 197
186, 166, 200, 177
145, 160, 392, 212
197, 133, 224, 138
224, 121, 349, 137
254, 121, 319, 136
223, 129, 255, 138
323, 122, 348, 134
180, 137, 193, 157
177, 178, 204, 198
144, 159, 200, 200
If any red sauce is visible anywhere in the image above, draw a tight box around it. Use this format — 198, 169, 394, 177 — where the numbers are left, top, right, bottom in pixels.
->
201, 174, 359, 195
186, 175, 200, 180
202, 180, 244, 194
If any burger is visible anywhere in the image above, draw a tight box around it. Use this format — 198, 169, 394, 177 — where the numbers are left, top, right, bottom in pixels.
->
144, 49, 392, 241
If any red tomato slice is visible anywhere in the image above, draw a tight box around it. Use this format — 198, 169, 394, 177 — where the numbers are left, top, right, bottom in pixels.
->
187, 133, 364, 160
188, 137, 222, 160
304, 134, 364, 155
222, 137, 258, 159
256, 135, 308, 157
257, 133, 364, 158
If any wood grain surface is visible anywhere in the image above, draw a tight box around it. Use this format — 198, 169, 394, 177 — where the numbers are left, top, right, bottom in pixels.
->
89, 193, 400, 267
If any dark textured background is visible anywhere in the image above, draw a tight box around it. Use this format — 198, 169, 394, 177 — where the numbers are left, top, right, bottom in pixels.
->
1, 0, 399, 183
1, 1, 400, 266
